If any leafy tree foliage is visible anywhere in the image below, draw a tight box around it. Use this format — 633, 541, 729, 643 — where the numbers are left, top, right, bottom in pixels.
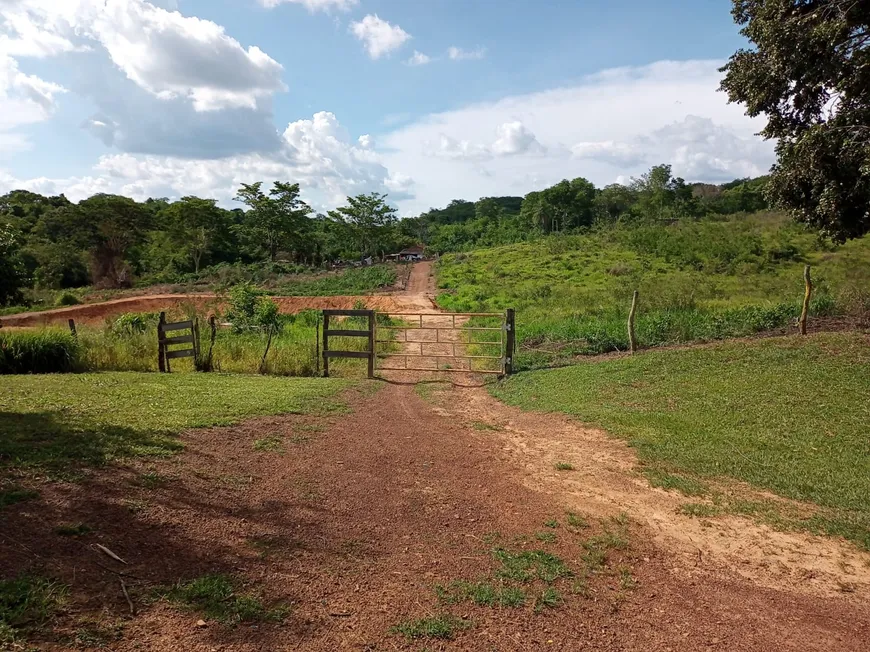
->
234, 182, 312, 261
720, 0, 870, 241
328, 192, 398, 258
0, 225, 29, 305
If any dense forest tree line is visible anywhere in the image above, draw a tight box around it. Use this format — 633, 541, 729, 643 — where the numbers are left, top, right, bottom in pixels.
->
0, 164, 772, 305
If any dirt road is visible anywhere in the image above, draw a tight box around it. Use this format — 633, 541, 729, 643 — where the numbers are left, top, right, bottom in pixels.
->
3, 381, 868, 651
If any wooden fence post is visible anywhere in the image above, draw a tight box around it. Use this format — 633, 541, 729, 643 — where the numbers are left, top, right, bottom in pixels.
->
206, 315, 216, 371
315, 314, 320, 376
504, 308, 516, 375
322, 312, 330, 378
799, 264, 812, 335
67, 319, 77, 339
367, 311, 375, 379
157, 311, 166, 373
628, 290, 639, 354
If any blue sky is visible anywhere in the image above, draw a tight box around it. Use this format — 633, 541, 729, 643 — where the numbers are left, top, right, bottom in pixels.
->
0, 0, 773, 214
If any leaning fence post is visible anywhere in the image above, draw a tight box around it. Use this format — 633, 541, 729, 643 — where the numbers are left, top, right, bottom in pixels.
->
157, 311, 166, 373
504, 308, 516, 375
206, 315, 216, 371
628, 290, 639, 354
68, 319, 77, 339
799, 264, 812, 336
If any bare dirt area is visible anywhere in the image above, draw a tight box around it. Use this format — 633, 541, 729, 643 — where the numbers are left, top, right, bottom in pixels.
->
3, 382, 869, 651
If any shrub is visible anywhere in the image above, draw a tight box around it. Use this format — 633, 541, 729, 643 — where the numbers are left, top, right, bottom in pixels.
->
111, 312, 159, 335
0, 329, 81, 374
55, 292, 80, 307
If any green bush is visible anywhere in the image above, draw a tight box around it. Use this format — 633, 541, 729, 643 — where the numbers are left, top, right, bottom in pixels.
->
0, 329, 81, 374
55, 292, 80, 306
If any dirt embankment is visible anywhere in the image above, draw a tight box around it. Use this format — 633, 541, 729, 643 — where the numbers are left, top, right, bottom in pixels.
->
0, 262, 439, 327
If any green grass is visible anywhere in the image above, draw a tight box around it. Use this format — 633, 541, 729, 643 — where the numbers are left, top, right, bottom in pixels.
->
0, 575, 67, 644
0, 485, 39, 508
566, 512, 589, 529
163, 574, 287, 625
435, 581, 526, 608
54, 523, 93, 537
0, 329, 80, 374
275, 265, 396, 296
492, 548, 573, 584
0, 372, 350, 476
436, 213, 870, 365
390, 615, 472, 640
554, 461, 574, 471
252, 435, 284, 452
492, 333, 870, 549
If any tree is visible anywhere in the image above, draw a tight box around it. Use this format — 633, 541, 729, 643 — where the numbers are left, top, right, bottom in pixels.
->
0, 224, 28, 305
720, 0, 870, 241
328, 192, 397, 259
234, 182, 311, 261
161, 197, 229, 272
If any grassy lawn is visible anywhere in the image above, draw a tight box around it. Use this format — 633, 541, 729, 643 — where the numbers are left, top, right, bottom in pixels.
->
0, 372, 351, 476
491, 332, 870, 549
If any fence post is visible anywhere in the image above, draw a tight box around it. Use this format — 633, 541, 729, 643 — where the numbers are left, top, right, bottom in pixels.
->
367, 310, 375, 379
193, 317, 201, 361
157, 311, 166, 373
315, 313, 320, 376
628, 290, 639, 354
67, 319, 77, 339
206, 315, 216, 371
504, 308, 516, 375
799, 264, 812, 336
322, 312, 330, 378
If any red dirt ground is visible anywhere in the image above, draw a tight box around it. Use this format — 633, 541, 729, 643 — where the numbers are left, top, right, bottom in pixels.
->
2, 381, 868, 651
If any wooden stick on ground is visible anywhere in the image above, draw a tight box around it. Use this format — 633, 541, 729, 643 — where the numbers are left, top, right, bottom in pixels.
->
120, 578, 136, 615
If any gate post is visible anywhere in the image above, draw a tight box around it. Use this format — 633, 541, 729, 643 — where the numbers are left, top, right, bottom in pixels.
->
504, 308, 515, 375
368, 311, 375, 379
157, 311, 166, 373
322, 311, 330, 377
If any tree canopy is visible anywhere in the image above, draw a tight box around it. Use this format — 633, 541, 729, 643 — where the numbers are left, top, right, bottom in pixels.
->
720, 0, 870, 241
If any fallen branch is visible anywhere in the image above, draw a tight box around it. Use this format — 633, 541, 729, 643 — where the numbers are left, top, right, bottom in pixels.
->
120, 578, 136, 615
94, 543, 127, 565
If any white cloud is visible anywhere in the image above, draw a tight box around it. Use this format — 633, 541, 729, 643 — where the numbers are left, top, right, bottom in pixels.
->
447, 46, 486, 61
357, 134, 373, 149
0, 53, 65, 154
350, 14, 410, 59
406, 50, 432, 66
0, 111, 414, 210
259, 0, 358, 11
0, 0, 286, 111
492, 121, 544, 156
381, 60, 775, 214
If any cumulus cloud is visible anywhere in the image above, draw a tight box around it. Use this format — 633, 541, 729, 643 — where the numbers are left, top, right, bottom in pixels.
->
381, 60, 775, 214
447, 46, 486, 61
350, 14, 410, 59
492, 121, 545, 156
0, 53, 65, 154
259, 0, 358, 10
406, 50, 432, 66
0, 111, 415, 211
0, 0, 286, 111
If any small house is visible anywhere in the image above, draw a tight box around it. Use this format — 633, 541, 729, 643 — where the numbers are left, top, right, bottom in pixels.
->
392, 245, 425, 262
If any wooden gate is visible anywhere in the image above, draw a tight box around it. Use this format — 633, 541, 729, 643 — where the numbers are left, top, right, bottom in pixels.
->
321, 309, 375, 378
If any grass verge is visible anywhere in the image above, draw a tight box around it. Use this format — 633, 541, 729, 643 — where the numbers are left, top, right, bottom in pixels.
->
0, 372, 350, 476
0, 575, 67, 644
492, 333, 870, 549
163, 574, 287, 626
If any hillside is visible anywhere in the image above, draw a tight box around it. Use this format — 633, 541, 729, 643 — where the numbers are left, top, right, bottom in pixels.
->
435, 212, 870, 367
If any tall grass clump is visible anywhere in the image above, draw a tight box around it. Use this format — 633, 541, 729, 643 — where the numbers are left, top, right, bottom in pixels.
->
0, 329, 81, 374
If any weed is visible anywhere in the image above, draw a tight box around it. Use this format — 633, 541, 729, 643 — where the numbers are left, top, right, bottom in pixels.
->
72, 619, 124, 647
554, 462, 574, 471
618, 565, 637, 590
534, 587, 563, 612
471, 421, 502, 431
643, 469, 709, 497
390, 615, 471, 640
122, 499, 148, 514
139, 471, 168, 489
572, 576, 592, 598
566, 512, 589, 529
679, 502, 721, 518
0, 486, 38, 509
0, 575, 67, 643
252, 435, 284, 453
543, 518, 559, 528
54, 523, 92, 537
436, 581, 526, 608
535, 531, 557, 543
492, 548, 572, 583
164, 574, 287, 626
